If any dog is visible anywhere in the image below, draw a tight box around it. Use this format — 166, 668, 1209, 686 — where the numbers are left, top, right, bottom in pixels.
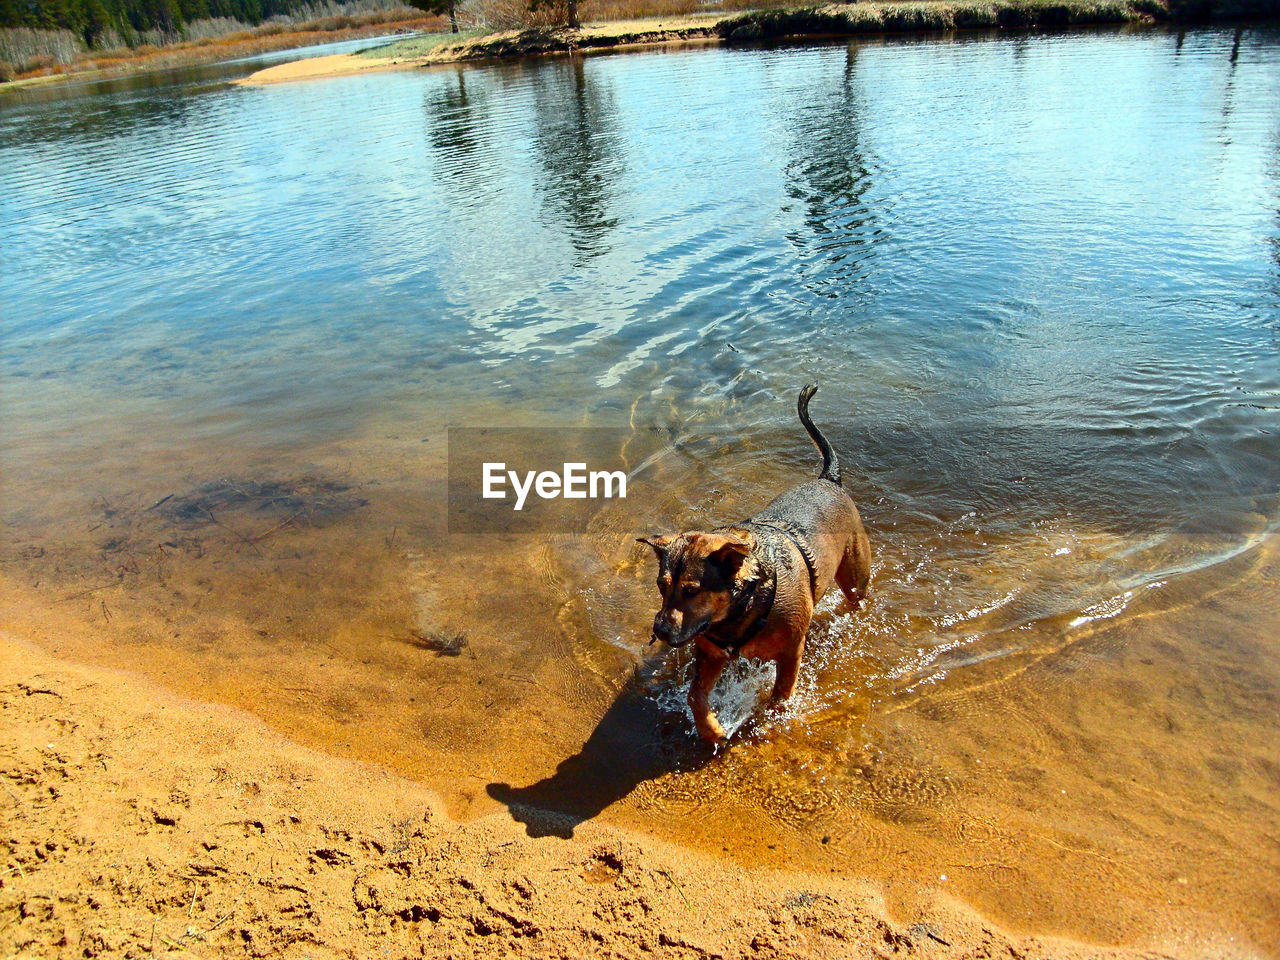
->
638, 385, 870, 745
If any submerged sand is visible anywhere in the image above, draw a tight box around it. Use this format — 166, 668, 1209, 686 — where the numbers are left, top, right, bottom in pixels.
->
1, 631, 1185, 959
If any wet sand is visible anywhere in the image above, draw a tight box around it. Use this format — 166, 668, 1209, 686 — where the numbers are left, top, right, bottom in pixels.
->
0, 630, 1222, 959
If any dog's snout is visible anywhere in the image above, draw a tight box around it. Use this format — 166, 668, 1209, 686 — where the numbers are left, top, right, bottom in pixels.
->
651, 615, 668, 642
652, 609, 688, 646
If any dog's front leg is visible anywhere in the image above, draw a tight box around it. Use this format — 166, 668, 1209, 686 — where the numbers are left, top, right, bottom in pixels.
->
689, 650, 729, 744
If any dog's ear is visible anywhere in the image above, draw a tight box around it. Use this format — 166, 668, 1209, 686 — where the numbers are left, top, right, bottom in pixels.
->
636, 534, 674, 557
700, 533, 750, 568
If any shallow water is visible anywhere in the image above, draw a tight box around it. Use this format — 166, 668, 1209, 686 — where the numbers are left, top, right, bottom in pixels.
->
3, 26, 1279, 955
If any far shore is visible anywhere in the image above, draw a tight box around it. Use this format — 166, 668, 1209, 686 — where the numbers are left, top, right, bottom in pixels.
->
234, 0, 1277, 86
5, 0, 1272, 92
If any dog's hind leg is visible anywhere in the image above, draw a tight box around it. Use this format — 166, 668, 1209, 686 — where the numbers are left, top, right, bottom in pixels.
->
834, 530, 871, 609
771, 638, 804, 702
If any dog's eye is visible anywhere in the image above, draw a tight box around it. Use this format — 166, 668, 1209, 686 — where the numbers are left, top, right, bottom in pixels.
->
682, 584, 700, 598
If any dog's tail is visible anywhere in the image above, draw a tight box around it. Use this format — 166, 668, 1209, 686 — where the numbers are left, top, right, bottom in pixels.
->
798, 384, 840, 486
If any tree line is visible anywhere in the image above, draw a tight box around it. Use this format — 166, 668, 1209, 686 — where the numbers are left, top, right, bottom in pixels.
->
0, 0, 359, 46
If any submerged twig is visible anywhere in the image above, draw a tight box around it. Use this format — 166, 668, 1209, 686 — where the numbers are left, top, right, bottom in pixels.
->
499, 673, 548, 691
249, 512, 301, 543
201, 508, 262, 557
59, 582, 118, 602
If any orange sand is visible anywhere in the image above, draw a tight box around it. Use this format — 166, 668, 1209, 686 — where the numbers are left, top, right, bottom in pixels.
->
1, 631, 1170, 959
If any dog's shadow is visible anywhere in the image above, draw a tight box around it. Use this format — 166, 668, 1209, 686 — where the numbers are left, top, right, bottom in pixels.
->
486, 657, 715, 838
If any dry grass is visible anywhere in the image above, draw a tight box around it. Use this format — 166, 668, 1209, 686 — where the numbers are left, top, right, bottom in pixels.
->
462, 0, 567, 30
453, 0, 800, 32
580, 0, 789, 19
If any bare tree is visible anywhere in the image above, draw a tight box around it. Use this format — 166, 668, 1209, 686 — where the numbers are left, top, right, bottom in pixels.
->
405, 0, 459, 33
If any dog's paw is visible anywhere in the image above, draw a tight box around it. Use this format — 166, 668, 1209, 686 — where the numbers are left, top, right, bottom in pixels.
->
696, 718, 729, 747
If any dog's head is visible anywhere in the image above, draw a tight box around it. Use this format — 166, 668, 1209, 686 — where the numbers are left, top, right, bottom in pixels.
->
637, 531, 752, 647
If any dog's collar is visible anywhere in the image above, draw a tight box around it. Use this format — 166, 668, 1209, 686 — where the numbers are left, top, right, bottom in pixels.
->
702, 531, 778, 659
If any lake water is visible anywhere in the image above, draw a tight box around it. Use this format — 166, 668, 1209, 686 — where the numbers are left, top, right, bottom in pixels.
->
2, 26, 1278, 955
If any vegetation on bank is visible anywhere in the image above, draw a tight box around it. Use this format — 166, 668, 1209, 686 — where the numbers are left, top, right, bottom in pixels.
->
716, 0, 1142, 38
0, 0, 414, 47
712, 0, 1278, 38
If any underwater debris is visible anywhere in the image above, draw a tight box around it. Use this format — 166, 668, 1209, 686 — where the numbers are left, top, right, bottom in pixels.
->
159, 477, 368, 528
401, 630, 469, 657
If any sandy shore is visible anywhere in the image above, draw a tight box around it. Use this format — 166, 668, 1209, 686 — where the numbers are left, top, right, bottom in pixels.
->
2, 631, 1168, 960
230, 51, 427, 86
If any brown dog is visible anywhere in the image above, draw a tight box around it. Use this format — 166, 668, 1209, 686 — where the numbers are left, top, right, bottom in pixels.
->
639, 385, 870, 745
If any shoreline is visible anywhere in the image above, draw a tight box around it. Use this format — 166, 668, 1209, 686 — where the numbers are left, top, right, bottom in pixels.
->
0, 629, 1196, 959
233, 0, 1277, 86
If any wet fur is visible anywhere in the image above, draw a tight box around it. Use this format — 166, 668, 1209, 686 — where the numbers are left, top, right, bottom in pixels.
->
640, 385, 871, 744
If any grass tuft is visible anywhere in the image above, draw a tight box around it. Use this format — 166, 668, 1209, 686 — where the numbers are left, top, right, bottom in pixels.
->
360, 28, 484, 56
